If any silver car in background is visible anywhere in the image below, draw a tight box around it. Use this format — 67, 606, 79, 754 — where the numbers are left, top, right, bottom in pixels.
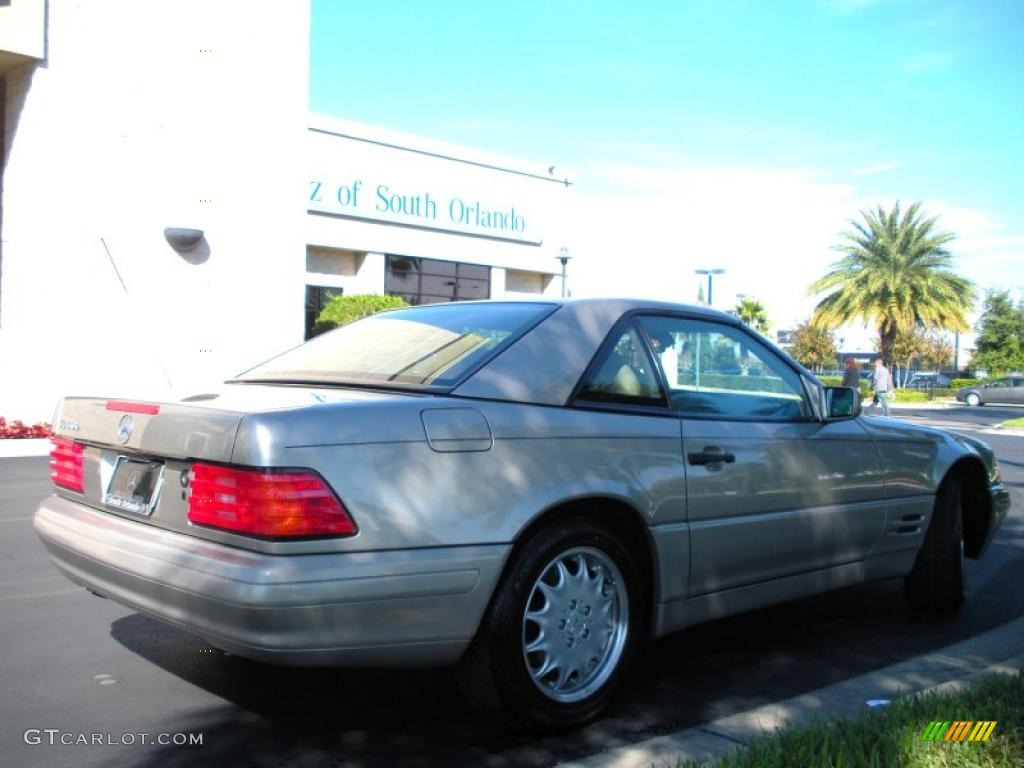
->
35, 299, 1010, 730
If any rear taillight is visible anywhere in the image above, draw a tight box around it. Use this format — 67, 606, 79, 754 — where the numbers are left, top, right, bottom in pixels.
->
50, 437, 85, 492
187, 463, 357, 538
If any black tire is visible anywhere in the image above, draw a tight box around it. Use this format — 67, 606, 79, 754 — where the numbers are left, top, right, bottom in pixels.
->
905, 476, 964, 615
456, 516, 646, 732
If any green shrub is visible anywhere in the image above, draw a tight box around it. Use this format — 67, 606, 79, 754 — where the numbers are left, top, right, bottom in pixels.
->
931, 387, 955, 398
950, 378, 984, 390
312, 294, 409, 336
893, 389, 929, 402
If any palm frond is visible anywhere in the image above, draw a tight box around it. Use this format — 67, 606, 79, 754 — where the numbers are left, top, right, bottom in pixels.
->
808, 201, 974, 345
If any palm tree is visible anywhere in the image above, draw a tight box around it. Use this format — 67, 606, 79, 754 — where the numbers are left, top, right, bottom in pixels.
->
809, 201, 975, 365
735, 297, 770, 334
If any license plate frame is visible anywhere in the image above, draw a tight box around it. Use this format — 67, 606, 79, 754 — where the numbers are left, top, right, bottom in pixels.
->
104, 455, 164, 516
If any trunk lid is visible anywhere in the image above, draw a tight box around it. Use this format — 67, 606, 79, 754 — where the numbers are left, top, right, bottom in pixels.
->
55, 397, 242, 463
49, 384, 415, 549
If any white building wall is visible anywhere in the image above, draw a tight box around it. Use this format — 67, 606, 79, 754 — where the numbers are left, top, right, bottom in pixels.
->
1, 1, 311, 421
0, 0, 46, 63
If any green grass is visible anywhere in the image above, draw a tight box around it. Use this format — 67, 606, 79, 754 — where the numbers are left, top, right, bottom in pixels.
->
676, 672, 1023, 768
1001, 418, 1024, 429
893, 390, 930, 403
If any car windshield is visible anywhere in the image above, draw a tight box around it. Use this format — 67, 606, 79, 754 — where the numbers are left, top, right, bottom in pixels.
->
236, 302, 554, 388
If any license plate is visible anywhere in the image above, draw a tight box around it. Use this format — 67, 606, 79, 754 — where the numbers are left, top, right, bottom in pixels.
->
105, 456, 164, 516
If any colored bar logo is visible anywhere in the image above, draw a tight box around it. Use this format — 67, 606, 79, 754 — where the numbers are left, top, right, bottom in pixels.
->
921, 721, 997, 742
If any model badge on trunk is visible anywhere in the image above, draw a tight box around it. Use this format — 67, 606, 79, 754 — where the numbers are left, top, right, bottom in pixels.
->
116, 415, 134, 444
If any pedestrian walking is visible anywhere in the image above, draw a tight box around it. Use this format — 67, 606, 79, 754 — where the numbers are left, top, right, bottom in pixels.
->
871, 358, 892, 416
841, 358, 861, 389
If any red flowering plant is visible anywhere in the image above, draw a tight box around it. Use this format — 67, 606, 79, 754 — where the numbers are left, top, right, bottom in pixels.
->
0, 418, 52, 438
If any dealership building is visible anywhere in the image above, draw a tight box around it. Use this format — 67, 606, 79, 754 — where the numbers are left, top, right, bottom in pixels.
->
0, 0, 574, 422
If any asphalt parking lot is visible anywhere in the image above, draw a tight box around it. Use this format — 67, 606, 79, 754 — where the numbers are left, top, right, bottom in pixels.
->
2, 406, 1022, 768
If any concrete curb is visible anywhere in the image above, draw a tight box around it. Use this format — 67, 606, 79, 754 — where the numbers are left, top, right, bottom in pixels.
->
558, 617, 1024, 768
0, 438, 49, 458
855, 400, 960, 413
873, 401, 959, 411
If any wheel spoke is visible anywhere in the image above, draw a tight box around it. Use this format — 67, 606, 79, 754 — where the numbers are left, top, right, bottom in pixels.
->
534, 653, 556, 679
553, 664, 572, 691
554, 560, 569, 588
525, 632, 549, 655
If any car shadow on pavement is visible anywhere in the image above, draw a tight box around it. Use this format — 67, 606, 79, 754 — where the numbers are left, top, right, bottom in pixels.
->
104, 571, 1013, 768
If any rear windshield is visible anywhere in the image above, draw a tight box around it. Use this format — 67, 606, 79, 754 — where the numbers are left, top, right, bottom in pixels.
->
237, 302, 554, 389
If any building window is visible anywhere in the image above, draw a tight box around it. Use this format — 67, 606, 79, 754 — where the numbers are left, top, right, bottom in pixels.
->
385, 256, 490, 305
305, 285, 342, 339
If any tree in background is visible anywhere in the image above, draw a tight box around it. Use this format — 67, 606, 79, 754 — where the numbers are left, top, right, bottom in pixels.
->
735, 297, 771, 335
696, 283, 706, 305
886, 327, 954, 386
809, 201, 975, 365
313, 294, 409, 336
789, 321, 837, 372
972, 290, 1024, 374
916, 330, 954, 370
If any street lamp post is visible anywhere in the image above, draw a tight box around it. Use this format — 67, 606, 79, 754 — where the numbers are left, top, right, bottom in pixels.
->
695, 268, 726, 306
556, 247, 571, 298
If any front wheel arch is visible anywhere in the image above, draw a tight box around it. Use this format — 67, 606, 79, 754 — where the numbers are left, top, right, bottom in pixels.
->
905, 474, 964, 615
509, 496, 658, 616
946, 458, 992, 559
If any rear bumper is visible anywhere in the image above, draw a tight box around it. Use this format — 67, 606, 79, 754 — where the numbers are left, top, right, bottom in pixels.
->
34, 495, 509, 666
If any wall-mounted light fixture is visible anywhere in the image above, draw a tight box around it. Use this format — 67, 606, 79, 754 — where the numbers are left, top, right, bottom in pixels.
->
163, 227, 205, 253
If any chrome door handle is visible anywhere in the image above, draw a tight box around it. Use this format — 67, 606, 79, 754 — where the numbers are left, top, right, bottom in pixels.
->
688, 450, 736, 466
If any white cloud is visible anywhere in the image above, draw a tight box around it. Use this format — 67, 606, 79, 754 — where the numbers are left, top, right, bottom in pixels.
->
568, 161, 864, 328
565, 161, 1024, 337
926, 201, 1024, 297
854, 160, 903, 177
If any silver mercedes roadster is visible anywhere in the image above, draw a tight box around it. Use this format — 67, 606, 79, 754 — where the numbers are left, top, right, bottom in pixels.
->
35, 299, 1010, 729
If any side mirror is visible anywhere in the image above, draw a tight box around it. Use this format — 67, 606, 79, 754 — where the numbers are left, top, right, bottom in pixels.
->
824, 386, 861, 419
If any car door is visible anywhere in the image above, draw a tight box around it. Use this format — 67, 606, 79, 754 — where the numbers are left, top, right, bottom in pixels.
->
635, 315, 886, 596
984, 378, 1012, 404
1011, 378, 1024, 404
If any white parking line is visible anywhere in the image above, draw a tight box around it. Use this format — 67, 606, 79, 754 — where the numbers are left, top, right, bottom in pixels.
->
0, 588, 85, 604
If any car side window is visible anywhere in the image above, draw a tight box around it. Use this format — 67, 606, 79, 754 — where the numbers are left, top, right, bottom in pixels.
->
989, 379, 1010, 388
576, 323, 667, 408
636, 315, 812, 421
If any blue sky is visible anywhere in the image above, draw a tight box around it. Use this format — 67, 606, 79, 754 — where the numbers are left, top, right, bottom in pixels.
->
310, 0, 1024, 336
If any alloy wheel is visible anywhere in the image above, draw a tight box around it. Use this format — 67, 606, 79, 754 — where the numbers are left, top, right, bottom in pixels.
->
521, 547, 629, 703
